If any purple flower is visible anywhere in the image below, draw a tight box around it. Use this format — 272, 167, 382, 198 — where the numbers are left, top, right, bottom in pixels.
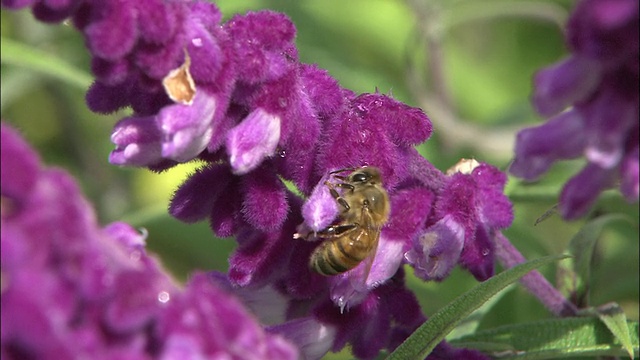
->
156, 273, 297, 360
406, 160, 514, 282
0, 123, 297, 359
226, 108, 281, 174
510, 0, 639, 219
2, 1, 520, 357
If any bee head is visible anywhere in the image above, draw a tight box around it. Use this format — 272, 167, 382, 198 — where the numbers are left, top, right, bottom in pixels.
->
350, 166, 382, 185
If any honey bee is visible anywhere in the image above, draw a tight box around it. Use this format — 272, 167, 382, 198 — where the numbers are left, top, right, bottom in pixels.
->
308, 166, 390, 277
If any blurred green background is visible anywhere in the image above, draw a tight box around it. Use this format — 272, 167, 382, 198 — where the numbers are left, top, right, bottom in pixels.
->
2, 1, 638, 359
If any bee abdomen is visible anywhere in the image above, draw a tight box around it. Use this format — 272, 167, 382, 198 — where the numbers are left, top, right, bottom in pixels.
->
309, 238, 365, 276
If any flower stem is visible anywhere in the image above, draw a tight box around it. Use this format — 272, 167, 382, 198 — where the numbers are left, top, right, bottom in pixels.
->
494, 231, 578, 316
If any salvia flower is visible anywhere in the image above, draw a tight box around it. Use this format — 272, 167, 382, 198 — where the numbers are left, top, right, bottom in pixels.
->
2, 1, 519, 358
510, 0, 639, 219
405, 159, 514, 282
0, 123, 297, 360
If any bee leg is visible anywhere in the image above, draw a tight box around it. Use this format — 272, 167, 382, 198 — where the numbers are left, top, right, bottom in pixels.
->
325, 181, 351, 211
316, 223, 358, 238
329, 167, 357, 175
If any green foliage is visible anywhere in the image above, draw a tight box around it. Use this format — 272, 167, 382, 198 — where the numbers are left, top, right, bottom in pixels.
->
388, 255, 568, 359
451, 317, 639, 359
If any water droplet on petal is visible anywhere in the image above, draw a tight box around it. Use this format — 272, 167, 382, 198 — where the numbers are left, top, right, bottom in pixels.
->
481, 248, 490, 256
192, 38, 203, 47
278, 149, 286, 158
158, 291, 171, 303
337, 297, 347, 314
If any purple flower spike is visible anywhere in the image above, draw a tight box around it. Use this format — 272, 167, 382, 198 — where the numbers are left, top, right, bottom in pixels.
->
512, 0, 639, 217
1, 123, 298, 359
407, 161, 513, 281
226, 108, 281, 175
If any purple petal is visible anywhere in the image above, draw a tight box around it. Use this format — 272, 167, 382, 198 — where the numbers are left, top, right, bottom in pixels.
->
109, 116, 163, 166
299, 64, 347, 119
567, 0, 639, 64
405, 216, 465, 281
383, 187, 435, 241
156, 273, 298, 360
209, 178, 243, 237
85, 81, 133, 114
225, 10, 297, 83
134, 37, 184, 81
158, 91, 217, 162
170, 164, 231, 223
302, 172, 339, 232
209, 272, 288, 325
1, 0, 35, 9
473, 164, 514, 229
240, 166, 289, 231
32, 0, 80, 23
559, 162, 616, 219
228, 226, 295, 288
103, 222, 147, 250
135, 0, 177, 44
183, 15, 225, 84
327, 237, 404, 311
532, 56, 601, 117
83, 0, 137, 60
510, 109, 586, 180
316, 100, 403, 189
226, 108, 281, 175
366, 237, 405, 287
91, 57, 130, 85
1, 122, 41, 201
581, 76, 638, 169
459, 225, 494, 281
353, 93, 432, 146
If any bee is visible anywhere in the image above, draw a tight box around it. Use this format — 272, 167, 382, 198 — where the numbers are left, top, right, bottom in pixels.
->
308, 166, 390, 277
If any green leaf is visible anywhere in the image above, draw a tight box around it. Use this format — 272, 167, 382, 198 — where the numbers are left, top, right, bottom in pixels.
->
387, 255, 568, 360
450, 317, 639, 359
583, 302, 636, 359
557, 214, 631, 307
1, 37, 92, 89
446, 284, 514, 340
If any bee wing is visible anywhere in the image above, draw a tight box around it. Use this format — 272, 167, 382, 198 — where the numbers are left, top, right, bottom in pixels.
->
347, 210, 382, 291
360, 225, 381, 287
